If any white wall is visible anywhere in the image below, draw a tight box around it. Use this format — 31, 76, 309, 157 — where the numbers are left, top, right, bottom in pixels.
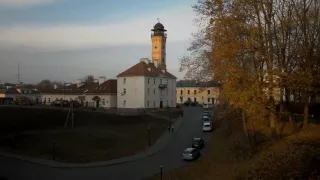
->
117, 75, 176, 109
41, 93, 117, 108
117, 76, 145, 108
144, 76, 176, 108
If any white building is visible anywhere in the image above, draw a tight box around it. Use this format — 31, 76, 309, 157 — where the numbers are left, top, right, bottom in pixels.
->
116, 22, 177, 109
41, 78, 117, 108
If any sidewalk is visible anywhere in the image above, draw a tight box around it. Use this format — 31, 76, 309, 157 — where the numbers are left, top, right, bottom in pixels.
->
0, 115, 185, 168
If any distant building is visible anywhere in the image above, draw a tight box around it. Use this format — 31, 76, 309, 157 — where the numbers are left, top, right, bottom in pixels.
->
41, 78, 117, 108
0, 87, 41, 103
176, 80, 221, 105
116, 22, 177, 109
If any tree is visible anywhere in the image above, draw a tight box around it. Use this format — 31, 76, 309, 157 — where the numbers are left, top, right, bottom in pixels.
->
84, 75, 95, 83
182, 0, 320, 140
37, 80, 53, 91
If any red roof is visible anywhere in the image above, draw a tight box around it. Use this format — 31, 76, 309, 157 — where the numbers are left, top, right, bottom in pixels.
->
117, 60, 176, 79
42, 79, 117, 94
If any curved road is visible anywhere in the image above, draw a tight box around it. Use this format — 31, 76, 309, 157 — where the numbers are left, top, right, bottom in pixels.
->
0, 107, 212, 180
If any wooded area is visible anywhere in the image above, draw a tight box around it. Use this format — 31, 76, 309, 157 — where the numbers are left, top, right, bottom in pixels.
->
180, 0, 320, 146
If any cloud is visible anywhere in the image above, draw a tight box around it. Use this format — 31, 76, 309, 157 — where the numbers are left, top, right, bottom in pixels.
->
0, 0, 60, 8
0, 5, 196, 51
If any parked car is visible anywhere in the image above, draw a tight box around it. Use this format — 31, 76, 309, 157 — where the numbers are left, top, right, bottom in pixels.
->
202, 111, 211, 117
203, 122, 212, 132
70, 100, 82, 108
182, 148, 201, 161
51, 100, 62, 106
203, 103, 209, 109
192, 138, 204, 149
202, 116, 211, 123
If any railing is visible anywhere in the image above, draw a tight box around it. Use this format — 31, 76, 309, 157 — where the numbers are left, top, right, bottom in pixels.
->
158, 84, 167, 89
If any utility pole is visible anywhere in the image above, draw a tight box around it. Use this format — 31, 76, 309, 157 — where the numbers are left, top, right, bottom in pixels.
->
17, 63, 21, 86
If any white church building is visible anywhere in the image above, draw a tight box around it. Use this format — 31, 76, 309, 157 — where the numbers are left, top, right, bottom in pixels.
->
116, 22, 177, 109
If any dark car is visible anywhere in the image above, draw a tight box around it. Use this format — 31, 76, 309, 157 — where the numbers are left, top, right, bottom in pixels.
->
182, 148, 201, 161
192, 137, 204, 149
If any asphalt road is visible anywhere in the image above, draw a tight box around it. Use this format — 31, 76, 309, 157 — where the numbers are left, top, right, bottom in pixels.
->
0, 107, 212, 180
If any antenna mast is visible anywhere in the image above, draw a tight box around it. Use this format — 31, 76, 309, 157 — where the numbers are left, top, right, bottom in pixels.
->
17, 63, 21, 85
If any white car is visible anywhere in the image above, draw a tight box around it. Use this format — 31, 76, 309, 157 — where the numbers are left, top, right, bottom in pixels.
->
203, 122, 212, 132
203, 103, 209, 109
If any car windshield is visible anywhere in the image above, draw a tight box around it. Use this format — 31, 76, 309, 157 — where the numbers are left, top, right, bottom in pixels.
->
192, 139, 201, 143
204, 124, 211, 127
184, 149, 194, 154
203, 117, 210, 121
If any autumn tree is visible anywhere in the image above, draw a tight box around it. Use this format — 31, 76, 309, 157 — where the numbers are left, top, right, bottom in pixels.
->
182, 0, 320, 141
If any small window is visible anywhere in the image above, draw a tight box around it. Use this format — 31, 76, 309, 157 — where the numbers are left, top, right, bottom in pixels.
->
166, 79, 168, 83
48, 98, 51, 103
123, 100, 126, 107
160, 79, 163, 84
187, 90, 190, 95
180, 90, 183, 95
207, 90, 211, 95
148, 78, 150, 84
153, 101, 156, 107
194, 90, 197, 95
208, 98, 210, 102
123, 78, 126, 84
166, 100, 168, 106
148, 88, 150, 94
123, 88, 126, 94
162, 58, 164, 63
102, 99, 105, 105
153, 89, 156, 94
147, 101, 150, 107
154, 78, 156, 84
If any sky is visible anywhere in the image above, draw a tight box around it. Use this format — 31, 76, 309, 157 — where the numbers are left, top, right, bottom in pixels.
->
0, 0, 197, 84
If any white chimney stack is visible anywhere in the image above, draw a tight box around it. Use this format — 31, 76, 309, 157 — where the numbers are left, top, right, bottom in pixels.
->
154, 61, 158, 68
76, 79, 83, 88
98, 76, 106, 85
53, 84, 58, 89
94, 79, 99, 83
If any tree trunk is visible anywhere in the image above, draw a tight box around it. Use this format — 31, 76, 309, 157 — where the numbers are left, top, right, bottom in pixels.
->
242, 109, 252, 147
303, 91, 309, 127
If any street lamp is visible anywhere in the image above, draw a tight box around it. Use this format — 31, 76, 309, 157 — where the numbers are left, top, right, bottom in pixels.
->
147, 125, 151, 148
52, 140, 56, 160
160, 165, 163, 180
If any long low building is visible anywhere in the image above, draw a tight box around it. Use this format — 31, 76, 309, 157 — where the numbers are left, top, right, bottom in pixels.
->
41, 78, 117, 108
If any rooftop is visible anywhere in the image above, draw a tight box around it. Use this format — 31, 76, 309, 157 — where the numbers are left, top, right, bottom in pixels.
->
117, 60, 176, 79
176, 80, 221, 88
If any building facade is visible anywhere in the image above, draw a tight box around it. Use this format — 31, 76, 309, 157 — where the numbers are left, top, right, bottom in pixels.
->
176, 80, 221, 105
3, 87, 41, 103
116, 22, 177, 109
41, 78, 117, 108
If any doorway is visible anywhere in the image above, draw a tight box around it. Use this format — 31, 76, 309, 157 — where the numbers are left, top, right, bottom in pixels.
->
160, 101, 163, 108
96, 100, 100, 108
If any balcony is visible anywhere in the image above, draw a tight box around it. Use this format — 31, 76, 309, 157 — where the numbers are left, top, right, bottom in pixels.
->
158, 84, 167, 89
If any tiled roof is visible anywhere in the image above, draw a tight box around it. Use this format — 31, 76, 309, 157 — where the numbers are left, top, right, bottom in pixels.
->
176, 80, 221, 88
4, 88, 39, 94
41, 79, 117, 94
117, 60, 176, 79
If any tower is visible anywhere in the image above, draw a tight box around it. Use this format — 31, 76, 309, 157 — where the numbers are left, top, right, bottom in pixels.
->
151, 20, 167, 70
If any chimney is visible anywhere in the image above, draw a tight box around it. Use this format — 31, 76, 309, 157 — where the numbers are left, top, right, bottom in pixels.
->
76, 79, 83, 88
94, 79, 99, 83
53, 84, 58, 89
154, 61, 158, 68
98, 76, 106, 85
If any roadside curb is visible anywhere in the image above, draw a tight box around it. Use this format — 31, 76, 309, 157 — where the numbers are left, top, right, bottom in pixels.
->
0, 116, 184, 168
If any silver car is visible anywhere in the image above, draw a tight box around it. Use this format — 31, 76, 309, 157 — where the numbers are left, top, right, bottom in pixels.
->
182, 148, 201, 161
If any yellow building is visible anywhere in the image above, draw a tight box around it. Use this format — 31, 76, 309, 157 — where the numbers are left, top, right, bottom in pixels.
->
176, 80, 221, 105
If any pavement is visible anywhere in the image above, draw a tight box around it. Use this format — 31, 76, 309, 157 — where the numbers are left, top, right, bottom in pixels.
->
0, 107, 213, 180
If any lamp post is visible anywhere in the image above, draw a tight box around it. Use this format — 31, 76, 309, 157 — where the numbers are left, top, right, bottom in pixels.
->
147, 125, 151, 148
52, 140, 56, 160
160, 165, 163, 180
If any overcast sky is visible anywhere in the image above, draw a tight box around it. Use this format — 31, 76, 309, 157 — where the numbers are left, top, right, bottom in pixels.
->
0, 0, 197, 84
